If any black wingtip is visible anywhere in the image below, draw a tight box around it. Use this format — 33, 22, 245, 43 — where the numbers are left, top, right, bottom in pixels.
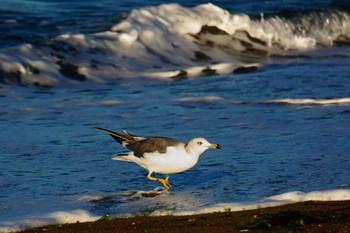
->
94, 127, 129, 145
94, 126, 113, 134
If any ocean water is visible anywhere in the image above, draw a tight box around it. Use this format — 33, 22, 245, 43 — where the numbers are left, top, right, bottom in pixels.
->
1, 0, 350, 231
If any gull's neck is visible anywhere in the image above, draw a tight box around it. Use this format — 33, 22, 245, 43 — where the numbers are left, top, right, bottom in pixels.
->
184, 143, 203, 158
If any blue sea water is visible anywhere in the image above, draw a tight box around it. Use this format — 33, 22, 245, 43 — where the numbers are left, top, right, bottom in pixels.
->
1, 0, 350, 231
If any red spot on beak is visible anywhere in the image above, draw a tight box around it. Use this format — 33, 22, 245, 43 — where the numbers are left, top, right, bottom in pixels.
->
216, 144, 221, 149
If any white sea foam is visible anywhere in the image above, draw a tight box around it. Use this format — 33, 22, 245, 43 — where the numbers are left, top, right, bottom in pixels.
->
0, 3, 349, 86
152, 189, 350, 216
265, 189, 350, 202
177, 96, 224, 103
177, 96, 350, 106
0, 210, 98, 233
261, 98, 350, 105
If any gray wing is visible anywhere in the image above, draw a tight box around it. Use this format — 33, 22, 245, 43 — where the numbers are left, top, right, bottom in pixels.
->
126, 137, 181, 158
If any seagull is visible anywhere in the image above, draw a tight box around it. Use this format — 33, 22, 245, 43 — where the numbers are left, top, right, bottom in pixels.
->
95, 127, 221, 190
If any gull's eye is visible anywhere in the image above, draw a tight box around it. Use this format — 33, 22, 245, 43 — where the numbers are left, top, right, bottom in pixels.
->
197, 141, 203, 145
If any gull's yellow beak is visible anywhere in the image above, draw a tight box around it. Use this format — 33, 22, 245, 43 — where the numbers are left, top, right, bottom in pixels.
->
208, 144, 221, 149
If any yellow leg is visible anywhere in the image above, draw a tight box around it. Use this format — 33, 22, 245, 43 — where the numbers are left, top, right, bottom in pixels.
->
147, 172, 172, 190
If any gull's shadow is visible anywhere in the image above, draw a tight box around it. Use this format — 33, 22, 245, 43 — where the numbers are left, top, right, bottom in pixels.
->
80, 187, 169, 215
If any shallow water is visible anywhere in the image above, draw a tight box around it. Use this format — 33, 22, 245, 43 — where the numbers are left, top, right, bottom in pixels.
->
1, 0, 350, 231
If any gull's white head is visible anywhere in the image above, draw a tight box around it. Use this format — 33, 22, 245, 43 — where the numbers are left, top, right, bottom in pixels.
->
186, 137, 221, 156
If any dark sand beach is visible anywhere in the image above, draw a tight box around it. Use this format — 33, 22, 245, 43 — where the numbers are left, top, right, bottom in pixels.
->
20, 200, 350, 233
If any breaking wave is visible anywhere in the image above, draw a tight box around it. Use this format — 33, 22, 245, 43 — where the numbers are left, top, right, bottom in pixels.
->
0, 3, 349, 86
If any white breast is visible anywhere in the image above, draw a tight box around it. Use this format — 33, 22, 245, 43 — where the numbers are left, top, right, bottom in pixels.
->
141, 146, 199, 174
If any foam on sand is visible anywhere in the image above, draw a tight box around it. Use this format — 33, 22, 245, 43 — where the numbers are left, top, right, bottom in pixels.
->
0, 210, 98, 233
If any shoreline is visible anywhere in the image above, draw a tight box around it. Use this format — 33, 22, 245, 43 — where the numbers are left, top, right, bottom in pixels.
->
18, 200, 350, 233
